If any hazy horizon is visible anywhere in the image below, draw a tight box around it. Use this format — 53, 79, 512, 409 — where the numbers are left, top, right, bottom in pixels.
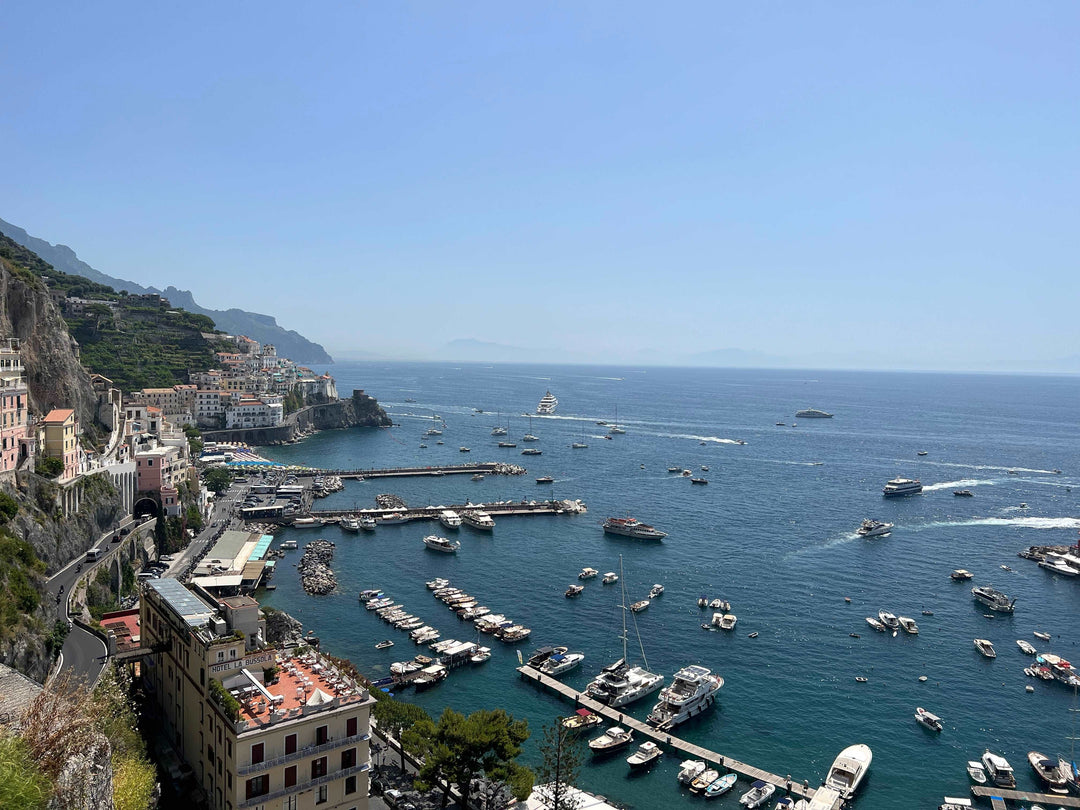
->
4, 3, 1078, 372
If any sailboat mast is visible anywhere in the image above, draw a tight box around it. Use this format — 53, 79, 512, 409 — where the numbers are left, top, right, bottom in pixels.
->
619, 555, 628, 661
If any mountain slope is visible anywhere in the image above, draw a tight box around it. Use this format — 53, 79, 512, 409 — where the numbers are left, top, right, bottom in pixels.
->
0, 217, 332, 364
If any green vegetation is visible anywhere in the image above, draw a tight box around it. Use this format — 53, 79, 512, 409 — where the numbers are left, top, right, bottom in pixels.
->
0, 491, 19, 523
403, 707, 533, 808
91, 666, 156, 810
283, 385, 304, 415
534, 721, 584, 810
34, 457, 63, 479
208, 678, 240, 723
203, 466, 233, 494
374, 696, 432, 774
183, 424, 203, 456
0, 732, 51, 810
0, 530, 47, 645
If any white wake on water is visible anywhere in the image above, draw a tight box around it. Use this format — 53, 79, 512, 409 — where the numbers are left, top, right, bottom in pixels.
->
922, 478, 997, 492
921, 516, 1080, 530
651, 431, 745, 445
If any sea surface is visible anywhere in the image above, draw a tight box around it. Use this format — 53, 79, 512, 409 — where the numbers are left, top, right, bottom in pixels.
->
259, 362, 1080, 809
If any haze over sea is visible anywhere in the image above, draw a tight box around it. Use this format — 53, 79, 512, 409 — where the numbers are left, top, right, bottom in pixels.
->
261, 362, 1080, 809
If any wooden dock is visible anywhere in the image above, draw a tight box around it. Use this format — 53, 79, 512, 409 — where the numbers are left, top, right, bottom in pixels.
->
517, 666, 837, 807
971, 785, 1080, 807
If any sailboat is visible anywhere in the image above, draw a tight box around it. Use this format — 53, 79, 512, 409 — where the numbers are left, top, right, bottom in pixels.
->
491, 412, 507, 437
425, 413, 443, 436
585, 556, 664, 707
608, 405, 626, 435
572, 422, 588, 449
522, 414, 539, 443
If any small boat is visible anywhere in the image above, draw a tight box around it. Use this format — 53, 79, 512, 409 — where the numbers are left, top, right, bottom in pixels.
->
776, 422, 786, 426
917, 450, 928, 456
562, 708, 602, 731
953, 489, 974, 497
498, 442, 517, 448
747, 631, 758, 638
677, 760, 707, 785
898, 616, 919, 634
470, 647, 492, 664
521, 448, 542, 456
698, 596, 708, 608
690, 478, 709, 485
649, 584, 665, 598
1028, 750, 1069, 794
375, 640, 394, 649
973, 638, 997, 659
878, 611, 900, 630
626, 741, 662, 770
981, 750, 1016, 788
857, 519, 894, 538
1019, 502, 1028, 509
714, 613, 737, 631
459, 446, 470, 453
579, 567, 599, 580
681, 469, 693, 477
918, 675, 927, 682
824, 744, 873, 800
849, 633, 860, 638
541, 651, 585, 677
855, 676, 868, 683
630, 600, 650, 612
588, 726, 633, 754
668, 466, 681, 473
536, 476, 554, 484
690, 768, 720, 794
704, 772, 738, 798
602, 572, 619, 584
359, 516, 377, 531
709, 598, 730, 611
1034, 631, 1052, 641
950, 569, 974, 581
739, 780, 776, 808
565, 585, 584, 598
915, 707, 943, 731
471, 474, 484, 481
423, 535, 461, 553
419, 443, 428, 448
1017, 639, 1037, 655
922, 610, 935, 616
966, 760, 987, 784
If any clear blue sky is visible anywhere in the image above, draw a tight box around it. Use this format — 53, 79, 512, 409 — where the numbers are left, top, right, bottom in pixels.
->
3, 2, 1078, 370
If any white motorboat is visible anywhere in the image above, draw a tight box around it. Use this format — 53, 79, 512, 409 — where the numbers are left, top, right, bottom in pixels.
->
630, 599, 650, 612
824, 743, 873, 800
974, 638, 996, 658
981, 750, 1016, 787
423, 535, 461, 553
439, 510, 463, 529
579, 567, 599, 580
291, 517, 320, 528
626, 741, 661, 770
602, 572, 619, 584
878, 611, 900, 630
1017, 639, 1037, 655
279, 539, 298, 550
713, 613, 737, 631
951, 569, 974, 581
536, 391, 558, 415
677, 760, 707, 785
1034, 630, 1052, 641
565, 585, 584, 598
340, 516, 361, 532
588, 726, 633, 754
972, 585, 1015, 612
462, 510, 495, 530
359, 516, 377, 531
857, 519, 894, 537
540, 651, 585, 677
915, 707, 943, 731
898, 616, 919, 634
646, 665, 724, 730
739, 780, 776, 808
689, 768, 720, 794
865, 617, 887, 632
602, 516, 668, 540
649, 584, 665, 598
882, 477, 923, 497
966, 760, 987, 784
470, 646, 491, 664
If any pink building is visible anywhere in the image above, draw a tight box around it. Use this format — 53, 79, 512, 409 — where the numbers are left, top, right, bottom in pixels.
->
0, 342, 31, 473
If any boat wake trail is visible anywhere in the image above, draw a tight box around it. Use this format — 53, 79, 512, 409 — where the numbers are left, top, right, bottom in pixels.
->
922, 479, 997, 492
919, 516, 1080, 531
651, 432, 745, 445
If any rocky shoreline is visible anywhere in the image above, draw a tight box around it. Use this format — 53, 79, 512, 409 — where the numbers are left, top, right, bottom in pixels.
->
298, 540, 337, 595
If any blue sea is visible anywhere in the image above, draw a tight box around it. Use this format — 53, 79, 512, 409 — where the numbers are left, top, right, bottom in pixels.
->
259, 363, 1080, 809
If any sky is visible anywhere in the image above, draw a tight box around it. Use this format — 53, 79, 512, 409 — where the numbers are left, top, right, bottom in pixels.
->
2, 2, 1079, 371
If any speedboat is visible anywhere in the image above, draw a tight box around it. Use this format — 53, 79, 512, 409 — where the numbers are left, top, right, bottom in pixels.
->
1017, 639, 1037, 655
565, 585, 584, 598
588, 726, 633, 754
470, 646, 492, 664
423, 535, 461, 553
973, 638, 997, 658
646, 665, 724, 730
1034, 631, 1052, 641
690, 478, 709, 485
898, 616, 919, 634
824, 743, 873, 800
536, 476, 554, 484
981, 750, 1016, 787
857, 519, 894, 537
950, 569, 974, 581
677, 760, 707, 785
966, 760, 987, 784
579, 567, 599, 580
602, 517, 668, 540
540, 651, 584, 677
971, 585, 1015, 612
649, 584, 665, 598
375, 640, 394, 650
915, 707, 943, 731
459, 446, 470, 453
439, 510, 463, 529
462, 511, 495, 530
738, 780, 776, 808
882, 477, 923, 497
562, 709, 602, 732
521, 448, 542, 455
710, 598, 731, 611
626, 741, 661, 770
689, 768, 720, 794
704, 772, 738, 799
1028, 750, 1069, 794
878, 611, 900, 630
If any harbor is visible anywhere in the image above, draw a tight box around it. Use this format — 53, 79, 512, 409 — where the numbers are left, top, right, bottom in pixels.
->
296, 461, 527, 480
309, 497, 587, 522
970, 786, 1080, 808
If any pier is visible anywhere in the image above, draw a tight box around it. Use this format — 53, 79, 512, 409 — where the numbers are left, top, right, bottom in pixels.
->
971, 786, 1080, 807
309, 498, 587, 522
517, 666, 843, 809
297, 462, 525, 480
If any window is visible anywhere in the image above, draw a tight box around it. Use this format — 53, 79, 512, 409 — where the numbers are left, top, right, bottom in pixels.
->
251, 743, 264, 764
315, 785, 328, 805
345, 775, 357, 795
284, 798, 297, 810
341, 748, 356, 769
311, 756, 327, 779
284, 733, 297, 755
207, 745, 215, 765
284, 765, 296, 788
245, 775, 269, 799
316, 725, 328, 745
346, 716, 357, 737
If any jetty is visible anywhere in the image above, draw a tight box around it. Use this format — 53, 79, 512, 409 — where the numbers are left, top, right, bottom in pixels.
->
296, 462, 525, 480
517, 666, 843, 809
971, 786, 1080, 808
309, 498, 587, 522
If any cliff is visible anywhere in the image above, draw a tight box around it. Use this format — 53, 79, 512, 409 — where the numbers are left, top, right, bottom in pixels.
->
0, 217, 333, 364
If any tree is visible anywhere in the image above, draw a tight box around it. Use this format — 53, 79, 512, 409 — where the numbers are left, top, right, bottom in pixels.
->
203, 466, 233, 494
373, 697, 430, 774
533, 721, 583, 810
403, 707, 533, 809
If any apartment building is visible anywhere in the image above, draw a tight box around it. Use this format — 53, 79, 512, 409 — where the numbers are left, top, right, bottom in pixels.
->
0, 341, 31, 473
42, 408, 80, 480
140, 579, 373, 810
225, 399, 284, 430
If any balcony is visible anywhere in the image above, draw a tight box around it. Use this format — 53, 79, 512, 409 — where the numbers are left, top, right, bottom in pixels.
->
237, 762, 370, 808
237, 733, 371, 775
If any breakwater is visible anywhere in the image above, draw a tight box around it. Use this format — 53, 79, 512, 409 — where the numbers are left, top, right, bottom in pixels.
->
297, 540, 337, 595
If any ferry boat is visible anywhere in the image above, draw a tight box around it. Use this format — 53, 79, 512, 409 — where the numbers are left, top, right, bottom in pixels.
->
462, 511, 495, 530
1028, 750, 1069, 794
626, 741, 661, 770
883, 478, 923, 497
738, 780, 776, 808
824, 743, 873, 800
795, 408, 833, 418
536, 391, 558, 415
950, 569, 974, 581
857, 519, 894, 537
646, 665, 724, 730
423, 535, 461, 553
588, 726, 633, 754
973, 638, 997, 658
915, 707, 943, 732
981, 750, 1016, 787
439, 510, 463, 529
602, 517, 668, 540
579, 567, 599, 580
971, 585, 1015, 612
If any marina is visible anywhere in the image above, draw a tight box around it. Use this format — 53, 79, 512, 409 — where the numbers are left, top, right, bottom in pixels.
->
969, 786, 1080, 807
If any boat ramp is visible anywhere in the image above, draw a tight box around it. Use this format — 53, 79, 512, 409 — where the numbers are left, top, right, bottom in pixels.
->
517, 666, 845, 809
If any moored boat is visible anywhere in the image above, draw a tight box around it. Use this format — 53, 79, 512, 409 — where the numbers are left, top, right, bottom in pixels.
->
462, 510, 495, 530
974, 638, 997, 658
630, 599, 650, 612
626, 741, 661, 770
690, 768, 720, 794
540, 651, 584, 677
588, 726, 633, 754
677, 760, 707, 785
646, 665, 724, 730
1028, 750, 1069, 794
439, 510, 463, 529
602, 572, 619, 584
865, 617, 886, 632
738, 780, 776, 808
704, 772, 738, 799
824, 743, 873, 800
878, 610, 900, 630
562, 708, 602, 732
981, 750, 1016, 787
423, 535, 461, 553
966, 760, 987, 784
915, 707, 943, 731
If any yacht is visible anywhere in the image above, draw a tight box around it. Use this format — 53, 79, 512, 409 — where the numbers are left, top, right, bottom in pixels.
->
540, 651, 584, 677
579, 567, 599, 580
971, 585, 1015, 612
1039, 554, 1079, 577
536, 391, 558, 415
602, 517, 668, 540
340, 516, 361, 532
898, 616, 919, 634
883, 478, 923, 497
795, 408, 833, 418
966, 760, 987, 784
646, 665, 724, 730
714, 613, 738, 631
462, 511, 495, 530
1028, 750, 1069, 794
378, 513, 414, 525
1017, 639, 1037, 655
291, 517, 320, 528
439, 510, 463, 529
915, 707, 943, 732
738, 780, 776, 808
824, 743, 873, 800
626, 741, 662, 770
878, 611, 900, 630
423, 535, 461, 553
491, 425, 507, 436
950, 569, 974, 581
857, 519, 894, 537
973, 638, 997, 658
588, 726, 633, 754
981, 750, 1016, 788
677, 760, 707, 785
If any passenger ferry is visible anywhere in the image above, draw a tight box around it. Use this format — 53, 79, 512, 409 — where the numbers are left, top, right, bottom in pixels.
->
602, 517, 668, 540
883, 478, 923, 497
439, 510, 463, 529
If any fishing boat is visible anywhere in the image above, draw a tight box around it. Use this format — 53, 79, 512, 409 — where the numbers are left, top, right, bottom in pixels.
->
966, 760, 987, 784
626, 741, 661, 770
738, 780, 776, 808
824, 744, 873, 800
974, 638, 997, 658
565, 585, 584, 598
588, 726, 633, 754
677, 760, 707, 785
1028, 750, 1069, 794
562, 708, 602, 732
915, 707, 943, 731
981, 750, 1016, 787
423, 535, 461, 553
704, 772, 738, 798
690, 768, 720, 794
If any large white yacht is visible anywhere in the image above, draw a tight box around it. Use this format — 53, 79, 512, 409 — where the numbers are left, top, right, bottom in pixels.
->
462, 511, 495, 531
536, 391, 558, 415
602, 517, 668, 540
856, 519, 894, 537
439, 510, 463, 529
585, 658, 664, 708
883, 478, 923, 497
824, 743, 873, 800
645, 665, 724, 730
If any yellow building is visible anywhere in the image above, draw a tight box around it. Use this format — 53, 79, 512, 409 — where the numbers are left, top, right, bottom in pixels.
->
42, 408, 79, 480
141, 579, 373, 810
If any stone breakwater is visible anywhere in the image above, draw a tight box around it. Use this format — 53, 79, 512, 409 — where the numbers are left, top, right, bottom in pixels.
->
298, 540, 337, 595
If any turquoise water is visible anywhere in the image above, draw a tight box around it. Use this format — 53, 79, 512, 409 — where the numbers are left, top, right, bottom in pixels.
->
260, 363, 1080, 809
